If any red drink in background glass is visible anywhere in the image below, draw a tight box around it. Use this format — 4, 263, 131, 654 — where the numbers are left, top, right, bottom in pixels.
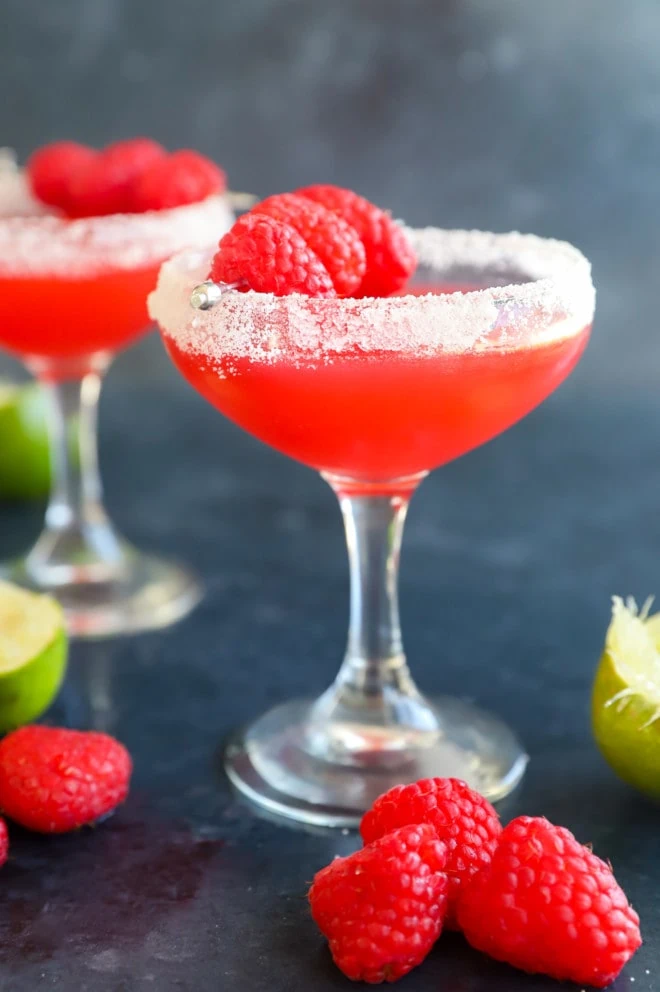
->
0, 162, 232, 636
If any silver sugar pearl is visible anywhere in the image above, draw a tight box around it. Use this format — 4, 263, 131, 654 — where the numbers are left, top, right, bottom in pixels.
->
190, 280, 223, 311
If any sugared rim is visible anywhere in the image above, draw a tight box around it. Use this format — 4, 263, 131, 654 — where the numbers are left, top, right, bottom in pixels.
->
148, 227, 595, 362
0, 163, 49, 219
0, 168, 233, 277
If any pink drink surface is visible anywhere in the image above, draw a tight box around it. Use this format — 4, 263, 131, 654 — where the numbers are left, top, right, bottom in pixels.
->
165, 283, 591, 481
0, 264, 161, 367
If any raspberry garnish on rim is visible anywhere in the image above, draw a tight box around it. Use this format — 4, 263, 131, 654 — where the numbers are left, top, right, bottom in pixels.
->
132, 149, 226, 212
27, 141, 97, 214
297, 184, 417, 296
252, 192, 366, 295
26, 138, 227, 218
68, 138, 166, 217
210, 211, 337, 297
197, 184, 417, 303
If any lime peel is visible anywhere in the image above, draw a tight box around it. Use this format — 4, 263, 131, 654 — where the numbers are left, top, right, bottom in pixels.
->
0, 580, 63, 672
603, 596, 660, 726
0, 379, 51, 500
593, 595, 660, 799
0, 378, 80, 501
0, 581, 67, 731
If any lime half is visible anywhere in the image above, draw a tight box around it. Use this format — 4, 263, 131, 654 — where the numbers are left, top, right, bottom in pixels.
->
0, 581, 67, 731
593, 595, 660, 799
0, 380, 51, 500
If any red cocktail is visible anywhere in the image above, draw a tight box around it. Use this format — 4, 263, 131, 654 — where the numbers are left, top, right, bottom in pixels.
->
0, 202, 229, 370
151, 225, 595, 826
167, 312, 588, 481
0, 148, 232, 636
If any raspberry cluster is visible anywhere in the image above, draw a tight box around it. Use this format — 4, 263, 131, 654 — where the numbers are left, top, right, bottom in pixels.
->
360, 776, 502, 929
209, 185, 417, 299
309, 777, 642, 986
27, 138, 225, 218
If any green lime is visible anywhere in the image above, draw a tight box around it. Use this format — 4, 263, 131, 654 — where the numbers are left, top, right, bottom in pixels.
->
0, 580, 67, 731
0, 380, 51, 500
593, 595, 660, 799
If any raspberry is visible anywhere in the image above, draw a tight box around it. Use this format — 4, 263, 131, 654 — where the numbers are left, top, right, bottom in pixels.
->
132, 150, 226, 212
26, 141, 97, 212
252, 193, 366, 296
360, 777, 501, 928
457, 815, 642, 987
210, 212, 336, 297
68, 137, 166, 217
0, 726, 132, 834
309, 824, 448, 983
297, 184, 417, 297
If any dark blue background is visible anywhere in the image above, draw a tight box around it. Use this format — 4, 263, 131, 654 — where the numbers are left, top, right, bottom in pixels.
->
0, 1, 658, 989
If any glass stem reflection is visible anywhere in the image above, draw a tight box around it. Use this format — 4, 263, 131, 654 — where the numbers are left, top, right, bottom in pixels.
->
342, 488, 409, 691
308, 476, 439, 767
25, 356, 126, 584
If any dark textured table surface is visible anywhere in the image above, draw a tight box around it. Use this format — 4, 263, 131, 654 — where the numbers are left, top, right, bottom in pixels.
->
1, 0, 660, 989
0, 350, 657, 992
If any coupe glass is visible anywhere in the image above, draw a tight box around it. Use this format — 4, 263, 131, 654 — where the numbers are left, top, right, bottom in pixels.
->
150, 227, 595, 826
0, 161, 232, 637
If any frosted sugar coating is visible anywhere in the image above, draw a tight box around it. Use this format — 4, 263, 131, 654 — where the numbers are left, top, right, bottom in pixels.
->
148, 227, 595, 363
0, 158, 49, 218
0, 180, 233, 277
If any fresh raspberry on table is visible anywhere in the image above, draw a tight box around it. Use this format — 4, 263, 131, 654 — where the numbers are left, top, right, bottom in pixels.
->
132, 149, 226, 212
252, 193, 366, 296
457, 815, 642, 988
210, 212, 336, 297
68, 137, 166, 217
360, 777, 501, 928
0, 726, 132, 834
309, 823, 449, 983
296, 184, 417, 297
26, 141, 97, 213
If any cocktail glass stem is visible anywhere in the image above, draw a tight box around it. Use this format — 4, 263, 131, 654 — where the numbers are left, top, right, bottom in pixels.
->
306, 474, 439, 764
225, 471, 528, 826
24, 356, 126, 585
4, 353, 202, 638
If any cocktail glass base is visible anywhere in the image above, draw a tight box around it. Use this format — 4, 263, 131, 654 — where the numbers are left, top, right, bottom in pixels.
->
225, 696, 528, 828
4, 545, 202, 638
